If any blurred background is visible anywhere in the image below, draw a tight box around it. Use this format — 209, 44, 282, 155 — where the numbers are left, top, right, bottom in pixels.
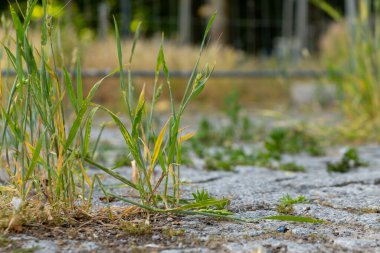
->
0, 1, 376, 114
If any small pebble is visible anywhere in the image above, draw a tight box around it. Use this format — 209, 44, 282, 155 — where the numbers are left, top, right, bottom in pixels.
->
276, 225, 289, 233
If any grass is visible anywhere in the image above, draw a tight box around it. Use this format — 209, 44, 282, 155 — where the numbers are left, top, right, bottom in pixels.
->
264, 127, 325, 158
315, 0, 380, 141
278, 162, 306, 173
276, 194, 309, 214
185, 108, 321, 172
0, 0, 326, 230
0, 0, 104, 214
327, 147, 368, 173
119, 221, 152, 236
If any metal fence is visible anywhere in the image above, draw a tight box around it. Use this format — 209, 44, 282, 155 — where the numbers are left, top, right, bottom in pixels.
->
1, 69, 326, 79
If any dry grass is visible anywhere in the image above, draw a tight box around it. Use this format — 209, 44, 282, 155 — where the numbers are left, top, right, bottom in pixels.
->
81, 36, 259, 71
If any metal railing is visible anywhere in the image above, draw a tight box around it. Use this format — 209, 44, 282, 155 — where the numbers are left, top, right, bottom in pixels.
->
1, 69, 326, 79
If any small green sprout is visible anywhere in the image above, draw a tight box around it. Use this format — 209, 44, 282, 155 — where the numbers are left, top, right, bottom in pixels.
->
327, 148, 368, 173
192, 189, 230, 210
276, 194, 309, 214
278, 162, 306, 172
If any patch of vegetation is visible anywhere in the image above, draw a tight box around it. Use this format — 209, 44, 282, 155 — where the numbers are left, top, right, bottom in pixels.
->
185, 101, 323, 172
327, 148, 368, 173
0, 0, 325, 227
192, 189, 230, 210
162, 228, 186, 237
203, 147, 255, 172
264, 127, 324, 158
276, 194, 309, 214
120, 221, 152, 236
313, 0, 380, 141
278, 162, 306, 173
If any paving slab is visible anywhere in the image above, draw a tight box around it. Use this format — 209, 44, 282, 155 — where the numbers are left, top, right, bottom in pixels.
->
3, 145, 380, 252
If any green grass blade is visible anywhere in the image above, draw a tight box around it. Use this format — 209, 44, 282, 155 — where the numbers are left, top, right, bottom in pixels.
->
310, 0, 342, 22
41, 0, 47, 46
170, 198, 230, 211
83, 156, 138, 190
23, 0, 38, 31
127, 21, 142, 108
76, 60, 83, 107
179, 12, 216, 114
24, 128, 46, 183
260, 215, 324, 223
63, 68, 78, 113
83, 107, 99, 157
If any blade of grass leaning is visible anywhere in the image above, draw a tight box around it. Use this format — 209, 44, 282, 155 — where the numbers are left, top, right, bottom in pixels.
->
148, 119, 169, 176
259, 215, 324, 223
83, 107, 99, 157
63, 68, 78, 113
309, 0, 342, 22
64, 69, 118, 151
82, 154, 138, 190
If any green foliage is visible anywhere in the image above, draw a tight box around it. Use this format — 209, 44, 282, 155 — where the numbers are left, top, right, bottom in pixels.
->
203, 147, 257, 171
83, 13, 219, 212
192, 189, 212, 202
264, 127, 324, 158
327, 148, 368, 173
120, 221, 152, 235
259, 215, 323, 223
278, 162, 306, 173
276, 194, 309, 214
192, 189, 230, 210
0, 0, 107, 210
316, 0, 380, 140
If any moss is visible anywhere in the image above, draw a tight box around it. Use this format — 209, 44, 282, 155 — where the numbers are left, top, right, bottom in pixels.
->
119, 222, 152, 236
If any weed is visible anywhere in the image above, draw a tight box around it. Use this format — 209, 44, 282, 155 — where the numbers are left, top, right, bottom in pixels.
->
189, 91, 254, 149
327, 148, 368, 173
120, 221, 152, 236
265, 127, 324, 158
278, 162, 306, 173
314, 0, 380, 140
204, 158, 234, 172
192, 189, 212, 202
162, 228, 186, 237
192, 189, 230, 210
0, 0, 106, 214
77, 13, 236, 215
0, 0, 324, 226
276, 194, 308, 214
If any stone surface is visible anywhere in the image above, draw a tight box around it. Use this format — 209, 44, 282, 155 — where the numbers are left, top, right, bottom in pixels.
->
6, 145, 380, 252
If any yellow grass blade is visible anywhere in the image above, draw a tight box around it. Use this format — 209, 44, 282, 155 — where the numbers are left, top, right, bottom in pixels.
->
79, 162, 92, 188
179, 132, 195, 143
148, 119, 169, 176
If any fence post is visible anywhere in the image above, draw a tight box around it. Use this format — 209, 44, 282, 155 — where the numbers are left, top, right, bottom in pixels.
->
120, 0, 131, 38
345, 0, 357, 69
282, 0, 294, 38
98, 2, 110, 40
179, 0, 191, 44
295, 0, 308, 51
